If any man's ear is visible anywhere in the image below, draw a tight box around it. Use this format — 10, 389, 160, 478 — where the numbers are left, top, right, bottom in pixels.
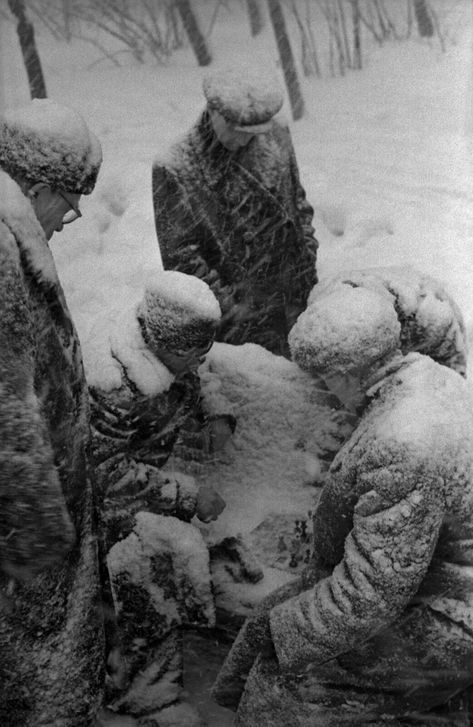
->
27, 182, 50, 200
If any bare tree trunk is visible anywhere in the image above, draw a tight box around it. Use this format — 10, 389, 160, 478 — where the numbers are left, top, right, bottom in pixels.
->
352, 0, 362, 69
290, 0, 313, 76
246, 0, 264, 36
371, 0, 389, 40
63, 0, 71, 41
0, 18, 5, 112
337, 0, 352, 69
168, 1, 184, 47
406, 0, 414, 38
175, 0, 211, 66
332, 2, 346, 75
412, 0, 434, 38
328, 30, 335, 77
305, 1, 321, 78
7, 0, 47, 99
266, 0, 304, 120
428, 4, 445, 52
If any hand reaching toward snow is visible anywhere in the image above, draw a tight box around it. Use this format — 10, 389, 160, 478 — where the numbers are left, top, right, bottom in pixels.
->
196, 484, 226, 523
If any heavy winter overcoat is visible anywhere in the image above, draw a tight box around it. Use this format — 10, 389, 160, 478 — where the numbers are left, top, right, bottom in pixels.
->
152, 112, 318, 357
0, 171, 103, 727
233, 354, 473, 725
90, 351, 219, 721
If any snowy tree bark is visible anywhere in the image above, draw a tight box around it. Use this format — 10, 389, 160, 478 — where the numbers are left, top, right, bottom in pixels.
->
352, 0, 362, 69
62, 0, 72, 42
337, 0, 352, 69
290, 0, 314, 77
412, 0, 434, 38
175, 0, 212, 66
266, 0, 305, 120
246, 0, 264, 36
7, 0, 47, 98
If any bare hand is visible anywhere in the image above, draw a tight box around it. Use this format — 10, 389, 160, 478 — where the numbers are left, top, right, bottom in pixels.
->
196, 484, 226, 523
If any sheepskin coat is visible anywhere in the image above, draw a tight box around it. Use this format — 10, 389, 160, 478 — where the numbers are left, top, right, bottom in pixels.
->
152, 111, 318, 357
235, 354, 473, 725
0, 171, 103, 727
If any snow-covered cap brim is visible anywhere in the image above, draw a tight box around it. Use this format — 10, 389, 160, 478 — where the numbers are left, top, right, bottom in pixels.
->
203, 67, 284, 127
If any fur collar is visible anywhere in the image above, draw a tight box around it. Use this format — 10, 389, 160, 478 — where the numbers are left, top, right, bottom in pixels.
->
0, 170, 61, 290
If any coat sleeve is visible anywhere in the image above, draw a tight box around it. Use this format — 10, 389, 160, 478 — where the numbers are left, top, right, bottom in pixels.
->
284, 127, 319, 276
152, 162, 221, 282
0, 227, 75, 580
269, 465, 445, 673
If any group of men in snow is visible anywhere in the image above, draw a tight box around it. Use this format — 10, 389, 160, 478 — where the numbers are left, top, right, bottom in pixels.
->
0, 65, 472, 727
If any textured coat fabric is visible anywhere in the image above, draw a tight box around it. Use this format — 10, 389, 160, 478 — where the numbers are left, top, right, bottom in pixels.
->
152, 112, 318, 357
0, 171, 103, 726
90, 360, 218, 722
90, 371, 206, 500
234, 354, 473, 725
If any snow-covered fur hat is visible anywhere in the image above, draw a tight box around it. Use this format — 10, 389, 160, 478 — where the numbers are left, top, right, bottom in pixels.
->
289, 286, 401, 377
309, 266, 467, 376
138, 271, 222, 354
0, 99, 102, 194
203, 67, 284, 130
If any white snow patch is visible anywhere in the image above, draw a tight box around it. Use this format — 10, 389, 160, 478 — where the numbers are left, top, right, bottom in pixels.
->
109, 309, 174, 397
194, 342, 347, 540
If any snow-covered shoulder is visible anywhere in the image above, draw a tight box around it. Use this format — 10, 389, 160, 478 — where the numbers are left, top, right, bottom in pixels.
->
368, 353, 473, 459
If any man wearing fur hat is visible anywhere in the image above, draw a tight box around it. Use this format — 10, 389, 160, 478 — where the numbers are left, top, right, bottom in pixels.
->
152, 67, 318, 358
213, 269, 473, 725
0, 99, 103, 726
90, 270, 229, 726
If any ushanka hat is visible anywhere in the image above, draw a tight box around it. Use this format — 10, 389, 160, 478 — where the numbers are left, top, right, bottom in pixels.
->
203, 67, 284, 132
0, 99, 102, 194
289, 286, 401, 377
138, 271, 222, 354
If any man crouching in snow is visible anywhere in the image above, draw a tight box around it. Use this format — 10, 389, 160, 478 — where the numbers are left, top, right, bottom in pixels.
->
214, 271, 473, 725
0, 100, 103, 725
90, 271, 228, 727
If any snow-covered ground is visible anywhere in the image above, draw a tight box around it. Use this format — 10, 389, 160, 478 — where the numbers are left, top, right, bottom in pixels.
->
2, 2, 473, 724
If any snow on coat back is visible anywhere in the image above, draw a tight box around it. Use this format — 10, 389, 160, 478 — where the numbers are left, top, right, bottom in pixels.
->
367, 353, 473, 462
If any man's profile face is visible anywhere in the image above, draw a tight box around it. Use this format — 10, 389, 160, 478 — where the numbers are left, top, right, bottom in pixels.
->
152, 343, 211, 376
323, 368, 366, 412
209, 110, 255, 151
30, 184, 81, 240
